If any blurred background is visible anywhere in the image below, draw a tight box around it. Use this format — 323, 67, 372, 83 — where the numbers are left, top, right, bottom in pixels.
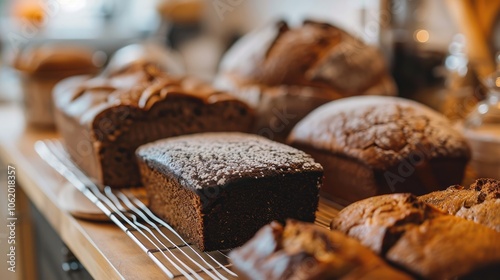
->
1, 0, 497, 104
1, 1, 500, 279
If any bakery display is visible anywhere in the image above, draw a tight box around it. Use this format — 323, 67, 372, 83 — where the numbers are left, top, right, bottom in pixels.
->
229, 220, 413, 280
331, 193, 500, 279
13, 44, 102, 127
54, 64, 253, 188
136, 133, 323, 251
288, 96, 471, 205
215, 20, 396, 142
420, 178, 500, 232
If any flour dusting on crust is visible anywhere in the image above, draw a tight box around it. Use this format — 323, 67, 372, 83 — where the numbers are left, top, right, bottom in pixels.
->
137, 133, 323, 190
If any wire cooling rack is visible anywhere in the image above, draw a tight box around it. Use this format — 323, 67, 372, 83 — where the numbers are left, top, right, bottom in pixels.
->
35, 139, 341, 279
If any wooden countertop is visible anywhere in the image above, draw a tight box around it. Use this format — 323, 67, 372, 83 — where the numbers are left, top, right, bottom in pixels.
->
0, 103, 173, 279
0, 102, 341, 280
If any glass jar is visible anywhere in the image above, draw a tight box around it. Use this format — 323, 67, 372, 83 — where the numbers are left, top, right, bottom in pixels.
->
463, 71, 500, 179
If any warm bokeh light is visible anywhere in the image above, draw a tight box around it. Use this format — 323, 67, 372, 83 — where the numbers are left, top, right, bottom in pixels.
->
414, 29, 430, 43
13, 0, 45, 25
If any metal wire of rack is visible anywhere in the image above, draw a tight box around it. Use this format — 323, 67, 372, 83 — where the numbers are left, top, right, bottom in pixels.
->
35, 139, 341, 279
35, 139, 237, 280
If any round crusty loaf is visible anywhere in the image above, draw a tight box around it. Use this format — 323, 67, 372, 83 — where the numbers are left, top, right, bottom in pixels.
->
288, 96, 471, 205
215, 20, 396, 142
288, 96, 470, 169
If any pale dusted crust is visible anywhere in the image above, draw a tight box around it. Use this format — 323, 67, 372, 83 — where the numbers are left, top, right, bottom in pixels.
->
420, 178, 500, 232
136, 133, 322, 191
230, 220, 413, 280
137, 134, 322, 251
331, 193, 500, 279
288, 96, 471, 170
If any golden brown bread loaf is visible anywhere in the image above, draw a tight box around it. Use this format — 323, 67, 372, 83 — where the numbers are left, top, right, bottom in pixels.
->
215, 20, 396, 142
331, 193, 500, 279
420, 178, 500, 232
288, 96, 471, 205
54, 63, 253, 188
230, 220, 413, 280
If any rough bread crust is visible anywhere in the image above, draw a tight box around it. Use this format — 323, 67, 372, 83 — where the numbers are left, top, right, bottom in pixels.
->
54, 63, 253, 188
229, 220, 413, 280
136, 133, 323, 251
331, 193, 500, 279
215, 20, 396, 142
420, 178, 500, 232
289, 96, 469, 169
288, 96, 471, 204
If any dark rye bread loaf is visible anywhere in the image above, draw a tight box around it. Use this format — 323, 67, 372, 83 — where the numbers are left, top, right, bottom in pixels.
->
54, 64, 253, 188
230, 220, 413, 280
215, 20, 396, 142
331, 194, 500, 279
420, 178, 500, 232
136, 133, 323, 251
288, 96, 471, 205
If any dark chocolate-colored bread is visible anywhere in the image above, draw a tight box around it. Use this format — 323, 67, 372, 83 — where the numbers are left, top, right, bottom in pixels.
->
230, 220, 413, 280
288, 96, 471, 205
331, 193, 500, 279
215, 20, 396, 142
420, 178, 500, 232
136, 133, 323, 251
54, 64, 253, 188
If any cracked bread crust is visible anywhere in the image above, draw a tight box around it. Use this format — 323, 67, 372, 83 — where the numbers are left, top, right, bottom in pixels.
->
420, 178, 500, 232
331, 193, 500, 279
288, 96, 471, 204
54, 63, 254, 188
215, 20, 396, 142
330, 193, 443, 255
289, 96, 470, 170
217, 20, 393, 96
230, 220, 413, 280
